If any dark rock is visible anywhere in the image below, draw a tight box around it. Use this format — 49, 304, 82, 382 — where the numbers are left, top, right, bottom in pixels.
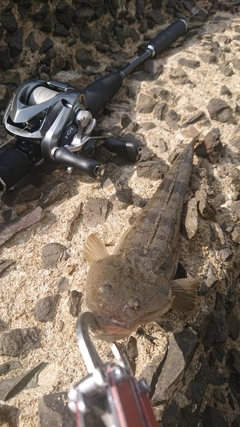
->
201, 406, 228, 427
83, 197, 112, 228
0, 361, 21, 376
202, 308, 228, 350
169, 68, 189, 84
178, 58, 200, 68
0, 362, 47, 401
126, 336, 138, 373
17, 0, 32, 18
229, 373, 240, 404
34, 295, 60, 322
232, 225, 240, 244
137, 159, 169, 180
53, 22, 70, 37
141, 351, 168, 397
40, 14, 52, 33
227, 348, 240, 375
220, 85, 232, 97
38, 181, 70, 208
0, 259, 16, 277
0, 46, 11, 70
42, 243, 68, 269
1, 184, 41, 206
0, 12, 18, 32
181, 111, 206, 127
143, 59, 163, 80
196, 127, 223, 163
56, 0, 75, 29
115, 186, 133, 205
5, 28, 23, 57
75, 47, 98, 68
0, 319, 8, 332
0, 404, 20, 427
0, 207, 44, 246
26, 30, 44, 53
207, 98, 233, 123
31, 3, 50, 20
129, 27, 139, 43
136, 93, 157, 114
153, 101, 168, 120
184, 197, 198, 239
185, 357, 209, 404
39, 37, 54, 54
57, 276, 71, 292
198, 53, 217, 64
161, 400, 180, 427
65, 202, 83, 241
232, 415, 240, 427
0, 328, 41, 357
68, 290, 83, 317
218, 64, 234, 77
165, 109, 181, 129
195, 189, 216, 220
146, 9, 165, 25
74, 5, 94, 23
38, 392, 76, 427
227, 310, 240, 340
231, 201, 240, 220
152, 330, 199, 404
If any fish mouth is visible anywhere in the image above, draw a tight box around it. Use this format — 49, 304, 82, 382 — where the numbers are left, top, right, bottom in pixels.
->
88, 314, 133, 341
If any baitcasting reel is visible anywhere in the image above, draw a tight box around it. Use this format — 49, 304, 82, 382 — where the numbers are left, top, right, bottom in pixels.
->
0, 19, 187, 192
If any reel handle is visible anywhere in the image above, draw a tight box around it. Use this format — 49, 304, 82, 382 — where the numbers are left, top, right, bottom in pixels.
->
105, 138, 142, 163
53, 147, 105, 178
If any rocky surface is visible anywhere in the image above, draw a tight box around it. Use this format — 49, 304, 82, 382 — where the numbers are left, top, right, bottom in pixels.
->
0, 1, 240, 426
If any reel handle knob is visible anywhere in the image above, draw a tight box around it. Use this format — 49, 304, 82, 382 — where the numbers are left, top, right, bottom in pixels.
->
53, 147, 105, 179
105, 138, 142, 163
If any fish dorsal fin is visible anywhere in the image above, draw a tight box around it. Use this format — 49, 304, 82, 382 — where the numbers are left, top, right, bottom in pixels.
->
171, 277, 198, 313
83, 234, 109, 264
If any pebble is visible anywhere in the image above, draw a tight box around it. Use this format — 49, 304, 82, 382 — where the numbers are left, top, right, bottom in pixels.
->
83, 197, 113, 228
0, 207, 44, 247
34, 295, 60, 322
38, 392, 76, 427
136, 93, 157, 114
0, 259, 16, 277
0, 328, 41, 357
207, 98, 233, 123
184, 197, 198, 239
67, 290, 83, 317
38, 181, 70, 209
137, 159, 169, 180
42, 243, 68, 269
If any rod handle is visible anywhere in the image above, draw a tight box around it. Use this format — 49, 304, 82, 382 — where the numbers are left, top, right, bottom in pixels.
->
148, 19, 187, 56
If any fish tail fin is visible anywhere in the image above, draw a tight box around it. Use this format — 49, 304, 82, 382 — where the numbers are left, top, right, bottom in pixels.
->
171, 277, 198, 313
83, 234, 109, 264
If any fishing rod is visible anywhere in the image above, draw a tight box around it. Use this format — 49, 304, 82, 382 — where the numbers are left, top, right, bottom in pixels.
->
0, 19, 187, 193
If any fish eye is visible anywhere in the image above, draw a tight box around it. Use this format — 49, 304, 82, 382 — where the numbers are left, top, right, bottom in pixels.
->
98, 284, 112, 294
128, 298, 141, 310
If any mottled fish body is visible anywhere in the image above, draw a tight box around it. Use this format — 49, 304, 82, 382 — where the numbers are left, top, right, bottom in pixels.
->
83, 141, 198, 340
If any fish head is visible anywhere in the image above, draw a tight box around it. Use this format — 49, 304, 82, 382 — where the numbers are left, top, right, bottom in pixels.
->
85, 255, 174, 341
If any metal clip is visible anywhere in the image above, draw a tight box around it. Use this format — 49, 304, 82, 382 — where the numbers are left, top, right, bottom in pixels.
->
68, 312, 159, 427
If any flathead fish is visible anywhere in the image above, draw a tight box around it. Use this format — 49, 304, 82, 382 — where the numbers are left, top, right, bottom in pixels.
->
83, 141, 198, 340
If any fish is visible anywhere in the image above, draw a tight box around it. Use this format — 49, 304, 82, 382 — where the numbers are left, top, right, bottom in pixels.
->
83, 141, 198, 341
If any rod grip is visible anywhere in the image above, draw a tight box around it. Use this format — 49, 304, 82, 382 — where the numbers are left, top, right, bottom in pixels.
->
82, 72, 123, 116
0, 147, 35, 192
148, 19, 187, 56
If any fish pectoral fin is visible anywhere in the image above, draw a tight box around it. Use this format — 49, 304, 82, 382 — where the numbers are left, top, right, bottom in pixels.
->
171, 277, 198, 313
83, 234, 109, 264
